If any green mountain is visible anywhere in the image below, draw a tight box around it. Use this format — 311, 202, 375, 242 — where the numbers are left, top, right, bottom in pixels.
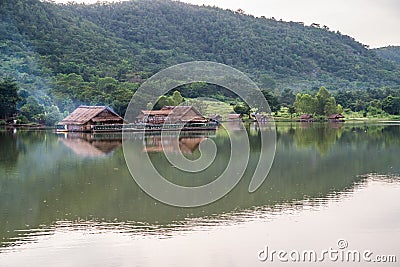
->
1, 0, 400, 114
375, 46, 400, 65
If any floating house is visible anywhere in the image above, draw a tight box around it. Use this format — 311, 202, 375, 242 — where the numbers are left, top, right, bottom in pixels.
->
298, 114, 314, 122
328, 113, 345, 122
58, 106, 124, 132
137, 106, 208, 124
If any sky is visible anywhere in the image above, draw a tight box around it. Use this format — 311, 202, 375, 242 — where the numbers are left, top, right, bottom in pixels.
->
54, 0, 400, 48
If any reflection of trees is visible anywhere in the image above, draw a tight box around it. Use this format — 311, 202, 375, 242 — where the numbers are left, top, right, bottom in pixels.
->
0, 131, 19, 170
1, 125, 400, 247
292, 124, 341, 155
276, 123, 400, 156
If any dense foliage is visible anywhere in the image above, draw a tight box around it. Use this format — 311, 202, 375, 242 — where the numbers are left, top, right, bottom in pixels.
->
0, 78, 20, 120
1, 0, 400, 123
374, 46, 400, 65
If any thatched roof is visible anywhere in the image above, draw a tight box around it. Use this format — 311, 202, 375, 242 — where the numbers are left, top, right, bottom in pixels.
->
328, 113, 345, 119
137, 106, 207, 123
299, 114, 313, 119
60, 106, 123, 125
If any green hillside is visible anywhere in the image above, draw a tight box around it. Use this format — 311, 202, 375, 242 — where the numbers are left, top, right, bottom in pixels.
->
1, 0, 400, 122
375, 46, 400, 65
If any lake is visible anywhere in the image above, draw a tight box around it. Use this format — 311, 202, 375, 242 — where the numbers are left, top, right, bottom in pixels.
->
0, 122, 399, 266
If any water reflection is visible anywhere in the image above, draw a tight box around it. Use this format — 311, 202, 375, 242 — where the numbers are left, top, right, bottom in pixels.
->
143, 135, 207, 154
0, 123, 400, 249
58, 133, 122, 158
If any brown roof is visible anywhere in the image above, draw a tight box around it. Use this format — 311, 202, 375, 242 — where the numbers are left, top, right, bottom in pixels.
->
60, 106, 123, 125
299, 114, 313, 119
138, 106, 206, 123
328, 113, 345, 119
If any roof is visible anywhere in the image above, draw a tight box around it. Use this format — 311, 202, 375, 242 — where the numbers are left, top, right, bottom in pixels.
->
299, 114, 313, 119
328, 113, 345, 119
60, 106, 123, 125
138, 106, 206, 122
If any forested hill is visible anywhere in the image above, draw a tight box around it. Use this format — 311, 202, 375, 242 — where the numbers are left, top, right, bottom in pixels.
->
1, 0, 400, 96
375, 46, 400, 65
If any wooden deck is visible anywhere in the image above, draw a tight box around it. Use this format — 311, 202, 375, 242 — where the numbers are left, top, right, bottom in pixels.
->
58, 122, 218, 133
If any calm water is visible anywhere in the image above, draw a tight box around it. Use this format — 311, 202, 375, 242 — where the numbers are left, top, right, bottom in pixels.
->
0, 123, 400, 266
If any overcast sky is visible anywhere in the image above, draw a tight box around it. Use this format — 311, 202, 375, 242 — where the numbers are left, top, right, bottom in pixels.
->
54, 0, 400, 48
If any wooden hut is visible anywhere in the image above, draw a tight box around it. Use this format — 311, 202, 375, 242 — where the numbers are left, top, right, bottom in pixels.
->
297, 114, 314, 122
58, 106, 124, 132
328, 113, 345, 122
137, 106, 208, 124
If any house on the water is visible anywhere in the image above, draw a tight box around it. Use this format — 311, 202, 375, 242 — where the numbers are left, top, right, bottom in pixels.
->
58, 106, 124, 132
297, 114, 314, 122
328, 113, 345, 122
137, 106, 208, 124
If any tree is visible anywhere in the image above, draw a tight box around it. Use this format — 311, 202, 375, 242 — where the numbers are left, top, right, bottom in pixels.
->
383, 96, 400, 115
44, 105, 62, 126
288, 106, 296, 118
172, 90, 184, 105
20, 96, 45, 122
324, 97, 337, 115
315, 86, 331, 115
0, 78, 20, 120
233, 103, 250, 116
261, 89, 280, 114
337, 104, 344, 114
294, 93, 316, 114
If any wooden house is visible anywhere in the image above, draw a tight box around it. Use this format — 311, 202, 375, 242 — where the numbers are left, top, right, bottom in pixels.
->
328, 113, 345, 122
137, 106, 208, 124
58, 106, 124, 132
297, 114, 314, 122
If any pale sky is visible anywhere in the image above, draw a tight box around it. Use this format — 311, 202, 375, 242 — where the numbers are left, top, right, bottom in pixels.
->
54, 0, 400, 48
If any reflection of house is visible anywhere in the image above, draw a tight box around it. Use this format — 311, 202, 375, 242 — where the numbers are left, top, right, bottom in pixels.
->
227, 114, 242, 121
298, 114, 314, 122
58, 132, 122, 157
328, 113, 345, 122
58, 106, 124, 132
143, 136, 206, 155
254, 114, 270, 123
137, 106, 208, 124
